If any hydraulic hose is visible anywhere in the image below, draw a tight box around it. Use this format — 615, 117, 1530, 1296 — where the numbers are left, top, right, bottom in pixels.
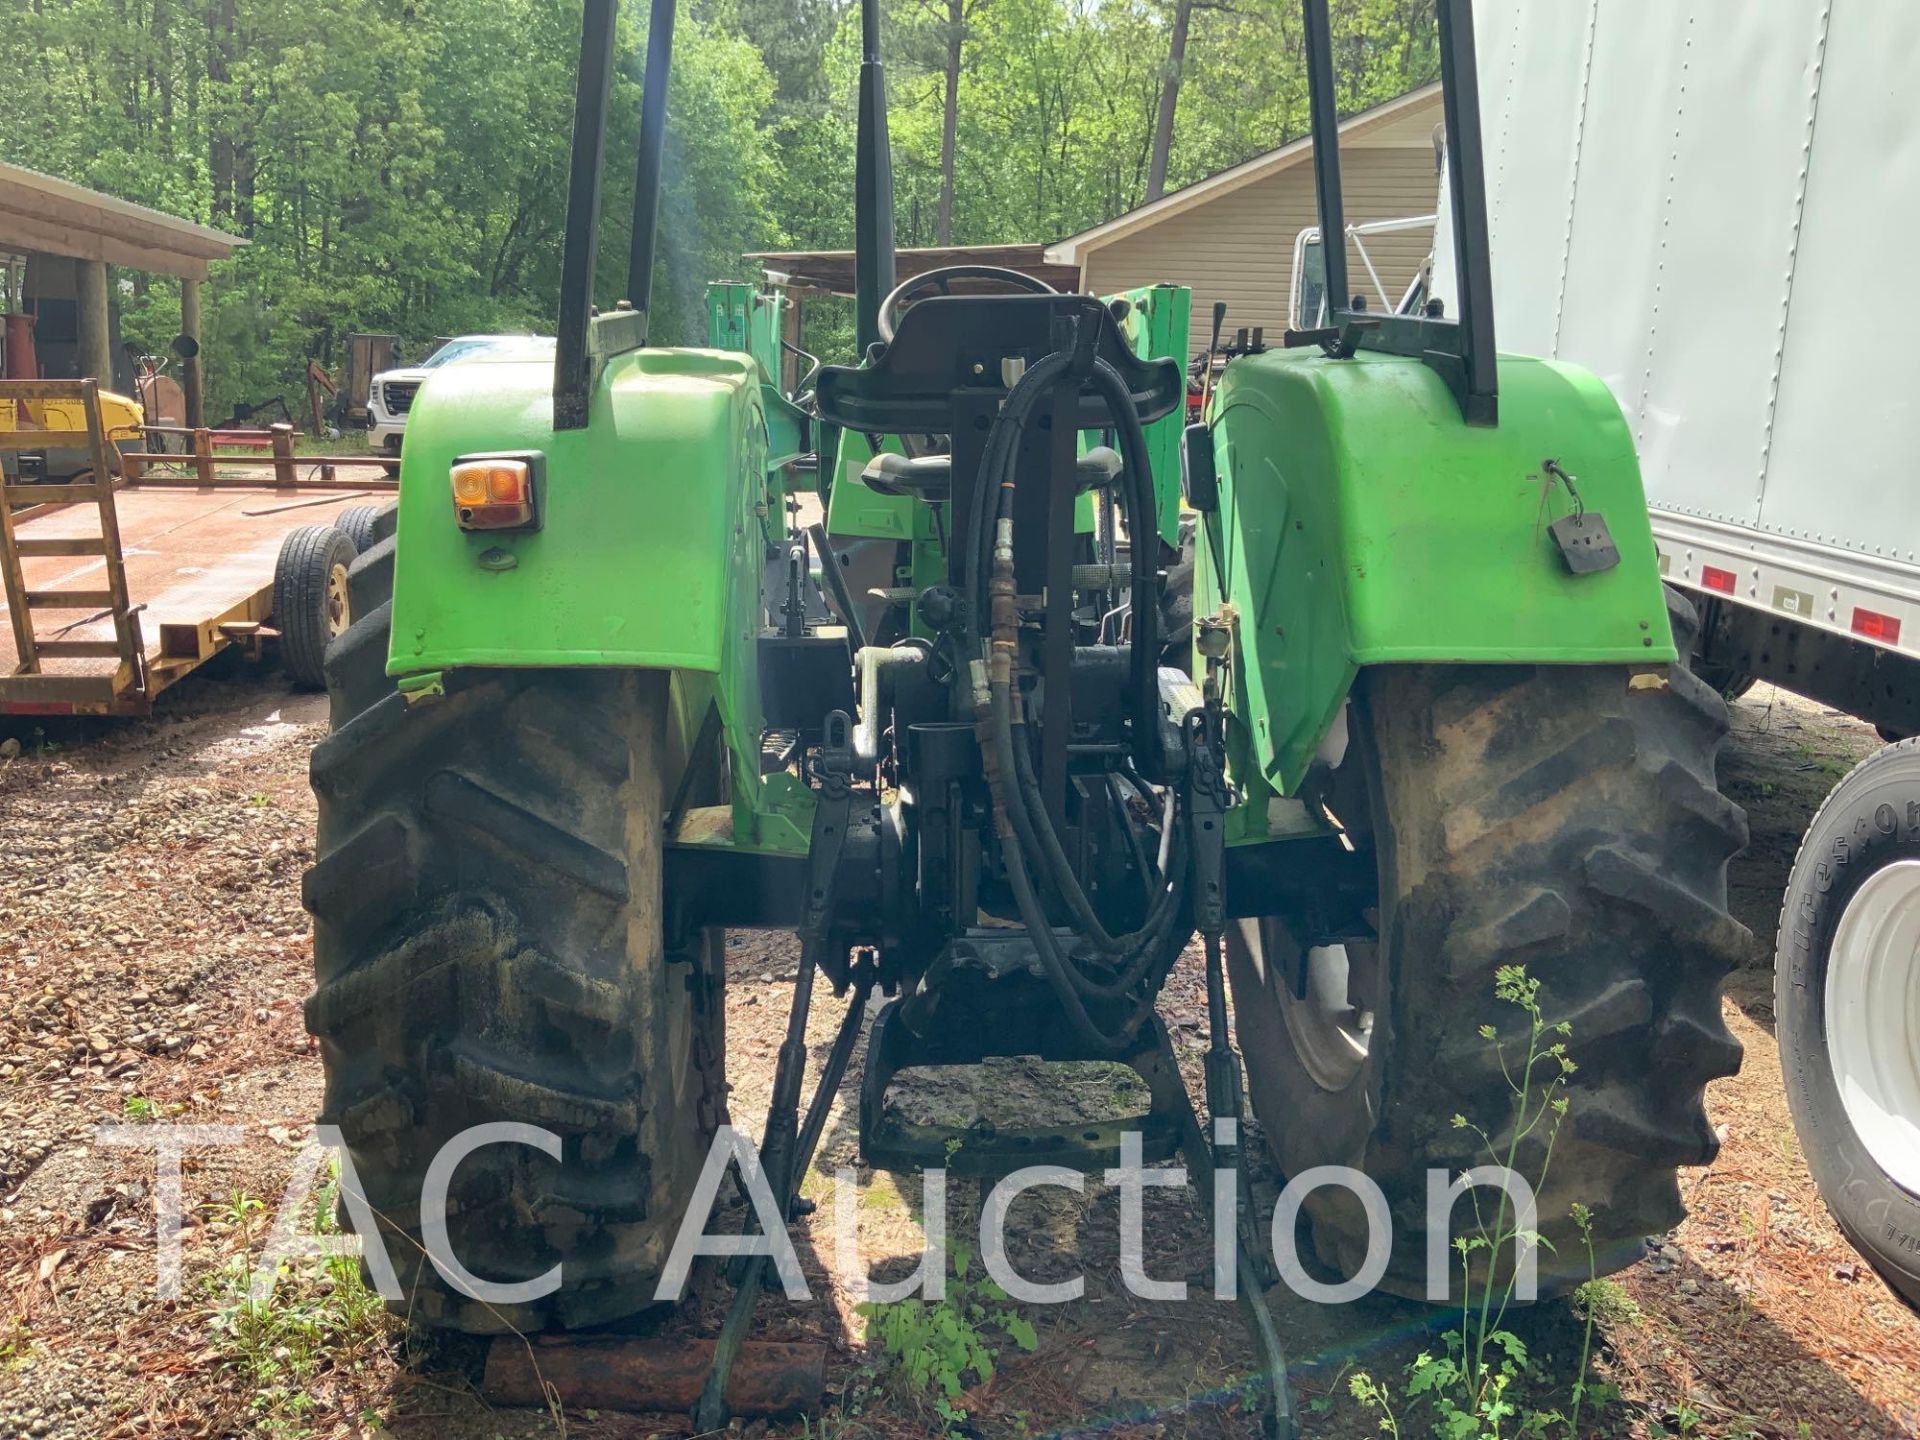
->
1009, 714, 1183, 956
990, 641, 1182, 1029
959, 325, 1190, 1051
966, 355, 1160, 771
974, 350, 1173, 947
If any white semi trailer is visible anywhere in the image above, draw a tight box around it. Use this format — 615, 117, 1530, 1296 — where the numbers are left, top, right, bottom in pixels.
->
1420, 0, 1920, 1311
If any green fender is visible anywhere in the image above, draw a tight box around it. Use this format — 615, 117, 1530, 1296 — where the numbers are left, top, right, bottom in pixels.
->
385, 345, 810, 852
1200, 347, 1675, 832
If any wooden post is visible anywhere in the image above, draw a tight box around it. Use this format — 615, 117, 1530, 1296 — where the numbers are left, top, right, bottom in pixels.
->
270, 423, 296, 486
76, 260, 112, 386
180, 278, 204, 428
192, 425, 214, 485
483, 1337, 825, 1417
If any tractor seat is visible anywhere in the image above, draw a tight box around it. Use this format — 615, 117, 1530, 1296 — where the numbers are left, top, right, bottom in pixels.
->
861, 445, 1124, 502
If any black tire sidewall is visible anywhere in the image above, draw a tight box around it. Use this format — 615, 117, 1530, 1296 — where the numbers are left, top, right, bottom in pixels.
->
274, 525, 356, 689
336, 504, 382, 553
1225, 686, 1385, 1180
1776, 740, 1920, 1305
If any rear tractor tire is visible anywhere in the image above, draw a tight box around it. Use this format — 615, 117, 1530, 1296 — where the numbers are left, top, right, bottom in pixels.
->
303, 566, 726, 1332
1229, 663, 1751, 1296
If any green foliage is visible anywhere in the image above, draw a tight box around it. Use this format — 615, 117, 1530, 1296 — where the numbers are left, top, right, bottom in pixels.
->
857, 1243, 1038, 1432
1348, 966, 1621, 1439
196, 1173, 395, 1438
0, 1315, 30, 1367
0, 0, 779, 416
0, 1, 1438, 396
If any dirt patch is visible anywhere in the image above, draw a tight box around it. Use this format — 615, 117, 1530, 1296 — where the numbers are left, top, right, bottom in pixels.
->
0, 676, 1915, 1439
1716, 684, 1884, 968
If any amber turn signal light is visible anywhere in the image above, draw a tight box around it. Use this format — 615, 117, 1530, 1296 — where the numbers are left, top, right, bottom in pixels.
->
450, 452, 542, 532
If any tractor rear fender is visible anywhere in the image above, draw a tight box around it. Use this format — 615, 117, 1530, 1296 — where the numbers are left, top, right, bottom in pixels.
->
1202, 347, 1675, 817
386, 345, 811, 852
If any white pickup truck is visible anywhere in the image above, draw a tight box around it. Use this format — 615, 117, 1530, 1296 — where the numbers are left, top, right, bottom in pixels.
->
366, 334, 554, 453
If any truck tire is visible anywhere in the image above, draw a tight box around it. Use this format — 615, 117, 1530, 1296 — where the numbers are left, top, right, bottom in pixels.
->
1228, 663, 1750, 1296
335, 504, 385, 554
303, 604, 727, 1332
1775, 739, 1920, 1310
274, 525, 356, 690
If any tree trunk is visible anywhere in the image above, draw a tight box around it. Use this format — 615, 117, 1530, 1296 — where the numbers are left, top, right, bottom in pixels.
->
1144, 0, 1193, 204
154, 0, 174, 149
208, 0, 235, 225
936, 0, 964, 246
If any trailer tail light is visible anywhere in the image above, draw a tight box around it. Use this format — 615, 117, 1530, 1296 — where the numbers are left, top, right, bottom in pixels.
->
1851, 607, 1902, 645
450, 452, 542, 532
1701, 565, 1737, 595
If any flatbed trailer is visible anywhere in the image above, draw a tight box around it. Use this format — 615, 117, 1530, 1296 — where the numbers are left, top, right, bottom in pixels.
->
0, 379, 393, 716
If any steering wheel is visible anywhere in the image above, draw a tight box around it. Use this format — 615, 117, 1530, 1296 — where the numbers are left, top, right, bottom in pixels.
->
877, 264, 1058, 344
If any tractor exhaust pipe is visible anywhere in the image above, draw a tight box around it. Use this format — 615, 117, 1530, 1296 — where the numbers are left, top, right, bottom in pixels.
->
626, 0, 676, 318
852, 0, 897, 358
553, 0, 620, 430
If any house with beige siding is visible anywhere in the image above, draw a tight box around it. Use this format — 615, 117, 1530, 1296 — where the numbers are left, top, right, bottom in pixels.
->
1045, 84, 1443, 358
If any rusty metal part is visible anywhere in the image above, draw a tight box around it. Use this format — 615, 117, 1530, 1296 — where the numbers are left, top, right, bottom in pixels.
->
482, 1337, 825, 1416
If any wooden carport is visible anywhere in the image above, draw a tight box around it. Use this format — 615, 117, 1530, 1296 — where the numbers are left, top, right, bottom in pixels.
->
0, 162, 245, 425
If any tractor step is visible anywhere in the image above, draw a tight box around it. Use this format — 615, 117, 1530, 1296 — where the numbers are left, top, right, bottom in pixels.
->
858, 944, 1196, 1176
760, 728, 799, 773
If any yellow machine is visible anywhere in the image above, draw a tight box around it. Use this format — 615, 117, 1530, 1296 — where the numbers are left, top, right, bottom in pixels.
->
0, 386, 145, 482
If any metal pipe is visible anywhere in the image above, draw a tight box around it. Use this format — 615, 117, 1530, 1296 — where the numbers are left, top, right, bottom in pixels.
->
853, 643, 929, 767
852, 0, 897, 357
807, 522, 868, 657
553, 0, 619, 430
625, 0, 676, 319
1300, 0, 1349, 317
179, 279, 204, 429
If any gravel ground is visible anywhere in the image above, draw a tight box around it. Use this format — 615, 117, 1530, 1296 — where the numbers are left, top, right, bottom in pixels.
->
0, 667, 1916, 1439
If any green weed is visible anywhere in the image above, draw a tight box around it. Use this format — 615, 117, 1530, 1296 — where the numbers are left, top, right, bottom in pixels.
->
1349, 965, 1620, 1439
196, 1173, 395, 1437
0, 1316, 31, 1367
858, 1243, 1038, 1433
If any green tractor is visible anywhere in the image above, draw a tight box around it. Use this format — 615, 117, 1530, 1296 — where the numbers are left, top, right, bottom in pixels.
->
303, 0, 1746, 1431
